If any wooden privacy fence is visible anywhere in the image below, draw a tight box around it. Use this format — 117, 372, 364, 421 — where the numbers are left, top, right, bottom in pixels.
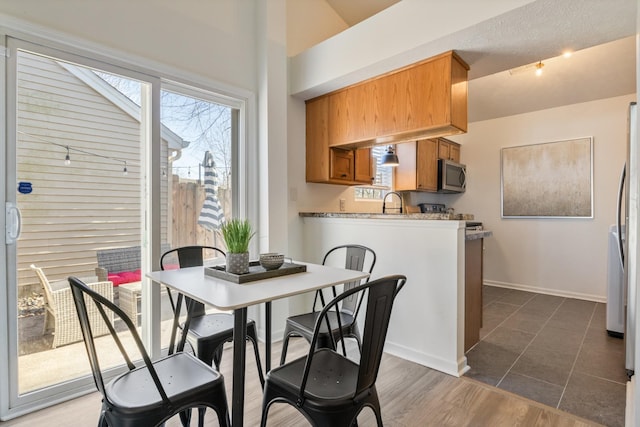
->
171, 175, 230, 250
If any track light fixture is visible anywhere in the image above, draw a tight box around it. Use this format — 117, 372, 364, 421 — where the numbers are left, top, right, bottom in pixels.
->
65, 146, 71, 165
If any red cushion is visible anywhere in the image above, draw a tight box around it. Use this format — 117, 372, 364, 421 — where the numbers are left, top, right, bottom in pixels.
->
108, 274, 127, 286
108, 270, 142, 287
119, 271, 141, 284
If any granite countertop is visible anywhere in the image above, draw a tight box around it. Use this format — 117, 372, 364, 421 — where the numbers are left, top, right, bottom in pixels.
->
465, 229, 493, 240
299, 212, 473, 220
299, 212, 492, 240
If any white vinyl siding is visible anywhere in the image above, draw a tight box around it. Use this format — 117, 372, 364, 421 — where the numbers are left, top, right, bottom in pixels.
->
16, 52, 169, 293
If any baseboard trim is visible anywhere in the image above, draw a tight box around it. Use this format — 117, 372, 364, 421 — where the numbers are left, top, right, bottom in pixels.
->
383, 341, 467, 378
483, 280, 606, 303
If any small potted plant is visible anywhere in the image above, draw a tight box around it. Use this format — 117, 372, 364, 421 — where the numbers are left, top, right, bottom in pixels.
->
221, 218, 255, 274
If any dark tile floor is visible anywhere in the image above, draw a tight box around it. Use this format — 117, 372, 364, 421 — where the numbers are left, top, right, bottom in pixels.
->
465, 285, 627, 427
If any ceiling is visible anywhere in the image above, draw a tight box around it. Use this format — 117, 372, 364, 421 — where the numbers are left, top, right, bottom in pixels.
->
323, 0, 637, 122
324, 0, 400, 26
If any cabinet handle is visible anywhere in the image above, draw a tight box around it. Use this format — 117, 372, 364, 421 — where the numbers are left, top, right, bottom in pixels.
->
341, 174, 347, 178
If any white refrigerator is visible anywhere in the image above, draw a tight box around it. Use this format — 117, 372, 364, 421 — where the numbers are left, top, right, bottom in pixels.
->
619, 102, 638, 378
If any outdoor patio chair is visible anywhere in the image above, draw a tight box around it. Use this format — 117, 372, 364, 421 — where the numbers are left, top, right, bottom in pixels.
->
30, 264, 113, 348
261, 275, 406, 427
161, 246, 264, 383
68, 276, 230, 427
280, 244, 376, 364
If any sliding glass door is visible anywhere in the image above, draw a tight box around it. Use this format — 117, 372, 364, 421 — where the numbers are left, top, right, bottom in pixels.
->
6, 39, 151, 410
2, 35, 246, 419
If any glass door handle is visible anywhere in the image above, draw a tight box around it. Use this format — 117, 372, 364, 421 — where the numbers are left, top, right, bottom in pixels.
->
5, 202, 22, 244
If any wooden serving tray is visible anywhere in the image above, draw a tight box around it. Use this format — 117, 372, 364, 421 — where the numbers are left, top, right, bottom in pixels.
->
204, 261, 307, 284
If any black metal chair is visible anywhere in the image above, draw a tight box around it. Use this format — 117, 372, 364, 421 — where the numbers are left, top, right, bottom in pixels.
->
161, 246, 264, 385
280, 244, 376, 364
68, 276, 230, 427
261, 275, 406, 427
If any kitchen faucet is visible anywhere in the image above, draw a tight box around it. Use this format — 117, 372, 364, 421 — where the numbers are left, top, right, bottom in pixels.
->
382, 191, 403, 214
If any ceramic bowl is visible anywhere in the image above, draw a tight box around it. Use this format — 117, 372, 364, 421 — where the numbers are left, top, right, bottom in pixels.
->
259, 253, 284, 270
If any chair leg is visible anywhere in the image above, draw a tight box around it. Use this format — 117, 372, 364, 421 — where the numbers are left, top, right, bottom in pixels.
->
280, 333, 291, 365
247, 335, 265, 386
246, 322, 265, 386
198, 407, 206, 427
212, 345, 224, 370
97, 410, 108, 427
215, 406, 231, 427
178, 409, 192, 426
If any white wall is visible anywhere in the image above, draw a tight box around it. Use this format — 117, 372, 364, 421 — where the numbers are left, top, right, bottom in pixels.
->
451, 94, 635, 300
0, 0, 258, 92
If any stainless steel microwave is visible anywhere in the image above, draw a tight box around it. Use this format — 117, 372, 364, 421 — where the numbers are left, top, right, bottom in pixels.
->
438, 159, 466, 193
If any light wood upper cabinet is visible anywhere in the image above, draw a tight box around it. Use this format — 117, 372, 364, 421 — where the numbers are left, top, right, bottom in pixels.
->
319, 51, 468, 148
306, 95, 374, 185
329, 148, 355, 181
354, 148, 374, 184
437, 138, 461, 163
306, 96, 331, 183
394, 139, 439, 192
329, 84, 377, 146
328, 147, 374, 184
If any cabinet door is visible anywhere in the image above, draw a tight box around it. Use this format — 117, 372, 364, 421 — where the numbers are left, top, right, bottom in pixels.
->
328, 91, 348, 146
438, 138, 461, 162
416, 56, 451, 130
465, 238, 483, 352
415, 139, 438, 191
330, 148, 354, 181
376, 71, 408, 136
438, 139, 451, 160
350, 84, 376, 143
449, 143, 461, 163
354, 148, 374, 184
305, 97, 330, 182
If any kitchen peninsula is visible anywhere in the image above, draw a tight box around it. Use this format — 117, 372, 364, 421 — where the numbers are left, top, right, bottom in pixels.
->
300, 212, 492, 377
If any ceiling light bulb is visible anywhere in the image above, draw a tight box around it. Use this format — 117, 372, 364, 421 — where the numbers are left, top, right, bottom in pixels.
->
563, 51, 572, 58
535, 61, 544, 76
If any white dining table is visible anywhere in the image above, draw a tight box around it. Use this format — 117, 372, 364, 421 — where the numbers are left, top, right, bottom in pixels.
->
146, 262, 369, 427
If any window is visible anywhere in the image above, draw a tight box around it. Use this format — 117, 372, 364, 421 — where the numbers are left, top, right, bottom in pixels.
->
354, 145, 392, 200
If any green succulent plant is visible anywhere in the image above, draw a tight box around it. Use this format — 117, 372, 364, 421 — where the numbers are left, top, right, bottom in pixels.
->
220, 218, 255, 253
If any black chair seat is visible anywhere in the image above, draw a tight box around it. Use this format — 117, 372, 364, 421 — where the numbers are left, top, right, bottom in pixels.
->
284, 311, 358, 349
106, 353, 224, 413
267, 349, 358, 403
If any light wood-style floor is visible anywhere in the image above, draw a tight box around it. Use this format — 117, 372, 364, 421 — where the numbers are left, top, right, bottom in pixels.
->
0, 338, 603, 426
